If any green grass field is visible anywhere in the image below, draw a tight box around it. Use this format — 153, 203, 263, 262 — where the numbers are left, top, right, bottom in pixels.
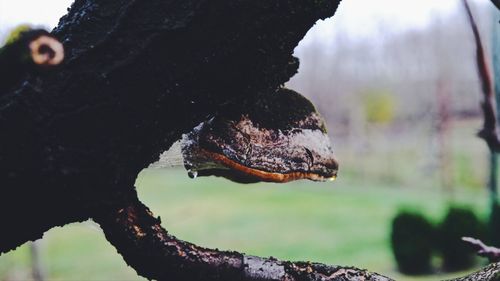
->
0, 167, 492, 281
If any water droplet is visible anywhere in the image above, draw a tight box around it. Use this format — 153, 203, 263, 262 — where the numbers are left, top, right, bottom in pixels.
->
187, 170, 198, 179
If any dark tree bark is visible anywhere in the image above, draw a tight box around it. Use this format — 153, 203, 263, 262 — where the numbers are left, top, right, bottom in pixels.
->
449, 262, 500, 281
0, 0, 499, 280
0, 0, 338, 252
492, 0, 500, 10
94, 189, 392, 281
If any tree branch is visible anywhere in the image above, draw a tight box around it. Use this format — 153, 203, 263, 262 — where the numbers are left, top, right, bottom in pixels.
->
462, 0, 500, 151
462, 237, 500, 263
491, 0, 500, 11
93, 189, 500, 281
449, 262, 500, 281
94, 190, 393, 281
0, 0, 341, 254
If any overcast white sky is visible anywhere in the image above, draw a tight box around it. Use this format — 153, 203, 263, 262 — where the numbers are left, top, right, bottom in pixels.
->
0, 0, 492, 44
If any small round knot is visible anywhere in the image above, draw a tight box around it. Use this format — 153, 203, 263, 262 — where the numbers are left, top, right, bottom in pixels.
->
29, 35, 64, 66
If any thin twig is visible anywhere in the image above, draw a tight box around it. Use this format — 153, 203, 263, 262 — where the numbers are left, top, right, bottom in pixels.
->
462, 237, 500, 263
462, 0, 500, 152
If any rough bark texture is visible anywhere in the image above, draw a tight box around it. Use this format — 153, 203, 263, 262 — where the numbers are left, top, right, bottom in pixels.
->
1, 0, 500, 280
448, 262, 500, 281
0, 0, 339, 253
94, 190, 392, 281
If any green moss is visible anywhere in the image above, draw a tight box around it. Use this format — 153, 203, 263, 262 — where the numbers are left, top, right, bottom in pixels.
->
3, 24, 32, 46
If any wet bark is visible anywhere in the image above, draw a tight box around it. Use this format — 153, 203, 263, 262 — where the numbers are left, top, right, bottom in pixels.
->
95, 190, 392, 281
0, 0, 339, 253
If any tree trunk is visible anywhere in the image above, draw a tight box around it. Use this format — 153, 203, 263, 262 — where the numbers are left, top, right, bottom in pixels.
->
0, 0, 338, 252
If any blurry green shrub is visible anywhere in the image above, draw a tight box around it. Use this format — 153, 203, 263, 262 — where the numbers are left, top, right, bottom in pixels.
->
438, 207, 484, 272
362, 89, 395, 124
391, 211, 435, 275
489, 202, 500, 247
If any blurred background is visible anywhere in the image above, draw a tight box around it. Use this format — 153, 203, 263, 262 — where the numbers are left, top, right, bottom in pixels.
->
1, 0, 500, 280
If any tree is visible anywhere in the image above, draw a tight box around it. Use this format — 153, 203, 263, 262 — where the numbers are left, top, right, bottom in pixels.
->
0, 0, 499, 280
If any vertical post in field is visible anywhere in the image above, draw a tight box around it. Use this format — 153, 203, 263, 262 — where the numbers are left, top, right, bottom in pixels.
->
491, 8, 500, 207
30, 240, 46, 281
